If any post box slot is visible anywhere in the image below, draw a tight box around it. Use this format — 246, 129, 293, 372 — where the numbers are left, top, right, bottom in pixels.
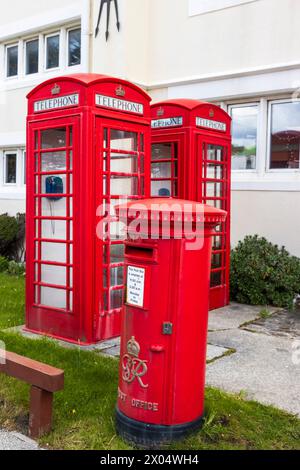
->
125, 245, 154, 260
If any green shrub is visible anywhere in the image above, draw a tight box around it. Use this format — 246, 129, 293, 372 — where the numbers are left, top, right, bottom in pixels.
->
0, 213, 25, 261
230, 235, 300, 310
0, 255, 9, 272
6, 260, 25, 276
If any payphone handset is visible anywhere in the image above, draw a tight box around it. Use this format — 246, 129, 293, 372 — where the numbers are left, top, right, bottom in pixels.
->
45, 176, 64, 200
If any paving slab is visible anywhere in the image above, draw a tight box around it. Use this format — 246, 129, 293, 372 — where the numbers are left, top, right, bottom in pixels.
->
206, 328, 300, 416
0, 430, 40, 450
208, 302, 279, 331
242, 309, 300, 340
206, 344, 231, 362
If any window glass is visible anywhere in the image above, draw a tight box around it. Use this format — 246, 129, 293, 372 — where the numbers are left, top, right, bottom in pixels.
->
68, 28, 81, 66
6, 45, 18, 77
230, 105, 258, 170
5, 153, 17, 184
270, 101, 300, 169
26, 39, 39, 75
46, 35, 60, 69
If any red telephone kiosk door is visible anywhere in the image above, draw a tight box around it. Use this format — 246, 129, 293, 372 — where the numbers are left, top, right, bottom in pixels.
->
94, 119, 149, 340
26, 117, 81, 340
197, 136, 231, 309
151, 100, 231, 310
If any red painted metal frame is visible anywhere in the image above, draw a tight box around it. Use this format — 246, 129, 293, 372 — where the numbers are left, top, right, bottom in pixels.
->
151, 100, 232, 310
26, 74, 151, 344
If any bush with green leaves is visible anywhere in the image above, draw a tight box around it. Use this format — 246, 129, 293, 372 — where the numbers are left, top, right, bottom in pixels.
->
0, 255, 9, 272
6, 260, 25, 276
230, 235, 300, 309
0, 212, 25, 261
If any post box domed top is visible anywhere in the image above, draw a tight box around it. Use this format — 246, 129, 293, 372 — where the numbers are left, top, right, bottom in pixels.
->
27, 73, 151, 119
151, 99, 231, 135
116, 198, 227, 236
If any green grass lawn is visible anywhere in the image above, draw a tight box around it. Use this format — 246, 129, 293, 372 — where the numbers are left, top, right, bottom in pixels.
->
0, 273, 299, 450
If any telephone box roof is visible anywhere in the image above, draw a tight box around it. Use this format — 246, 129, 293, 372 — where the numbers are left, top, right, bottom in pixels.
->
27, 73, 151, 101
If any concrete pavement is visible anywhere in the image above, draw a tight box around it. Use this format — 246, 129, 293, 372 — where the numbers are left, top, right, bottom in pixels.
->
0, 430, 40, 450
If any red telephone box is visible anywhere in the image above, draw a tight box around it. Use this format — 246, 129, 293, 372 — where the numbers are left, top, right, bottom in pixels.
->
26, 74, 151, 344
151, 100, 232, 310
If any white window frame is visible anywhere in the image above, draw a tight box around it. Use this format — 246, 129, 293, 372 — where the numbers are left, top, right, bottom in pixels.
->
228, 102, 260, 174
44, 32, 61, 71
22, 149, 26, 185
189, 0, 258, 16
2, 23, 81, 84
3, 150, 18, 186
5, 43, 19, 79
267, 99, 300, 174
67, 26, 81, 68
24, 37, 40, 76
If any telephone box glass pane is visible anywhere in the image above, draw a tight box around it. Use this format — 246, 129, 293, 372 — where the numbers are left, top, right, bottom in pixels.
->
110, 153, 138, 173
110, 130, 138, 151
110, 176, 138, 196
110, 290, 123, 310
41, 128, 66, 149
151, 162, 171, 178
41, 265, 67, 286
207, 145, 223, 161
41, 242, 67, 263
40, 287, 66, 310
151, 180, 171, 197
41, 152, 66, 172
110, 244, 124, 263
151, 143, 173, 160
211, 271, 222, 287
41, 220, 67, 240
41, 197, 67, 217
110, 266, 124, 287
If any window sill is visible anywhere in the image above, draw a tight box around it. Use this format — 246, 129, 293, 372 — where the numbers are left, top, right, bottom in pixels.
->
232, 174, 300, 192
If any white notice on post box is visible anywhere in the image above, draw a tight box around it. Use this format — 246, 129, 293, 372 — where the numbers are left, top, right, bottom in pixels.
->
127, 266, 145, 308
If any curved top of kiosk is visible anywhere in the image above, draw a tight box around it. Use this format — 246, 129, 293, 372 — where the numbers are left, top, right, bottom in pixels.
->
27, 73, 151, 120
151, 99, 231, 135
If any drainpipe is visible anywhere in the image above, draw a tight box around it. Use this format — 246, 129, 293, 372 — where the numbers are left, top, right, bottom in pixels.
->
82, 0, 93, 73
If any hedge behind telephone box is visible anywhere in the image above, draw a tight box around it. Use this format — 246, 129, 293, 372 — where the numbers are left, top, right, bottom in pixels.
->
230, 235, 300, 310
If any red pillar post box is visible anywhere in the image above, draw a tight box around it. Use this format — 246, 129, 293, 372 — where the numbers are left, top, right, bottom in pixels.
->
151, 100, 232, 311
25, 74, 151, 344
115, 198, 227, 446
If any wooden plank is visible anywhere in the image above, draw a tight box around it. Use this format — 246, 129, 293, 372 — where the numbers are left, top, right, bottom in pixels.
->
29, 386, 53, 438
0, 349, 64, 392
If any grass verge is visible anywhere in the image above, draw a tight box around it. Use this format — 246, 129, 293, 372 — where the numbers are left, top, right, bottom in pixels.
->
0, 274, 299, 450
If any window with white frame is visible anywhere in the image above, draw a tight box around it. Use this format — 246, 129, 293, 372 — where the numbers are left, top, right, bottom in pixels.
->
189, 0, 258, 16
4, 25, 81, 79
229, 104, 258, 170
25, 38, 39, 75
45, 33, 60, 70
269, 100, 300, 170
23, 150, 26, 185
68, 28, 81, 67
6, 44, 18, 78
4, 152, 17, 184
